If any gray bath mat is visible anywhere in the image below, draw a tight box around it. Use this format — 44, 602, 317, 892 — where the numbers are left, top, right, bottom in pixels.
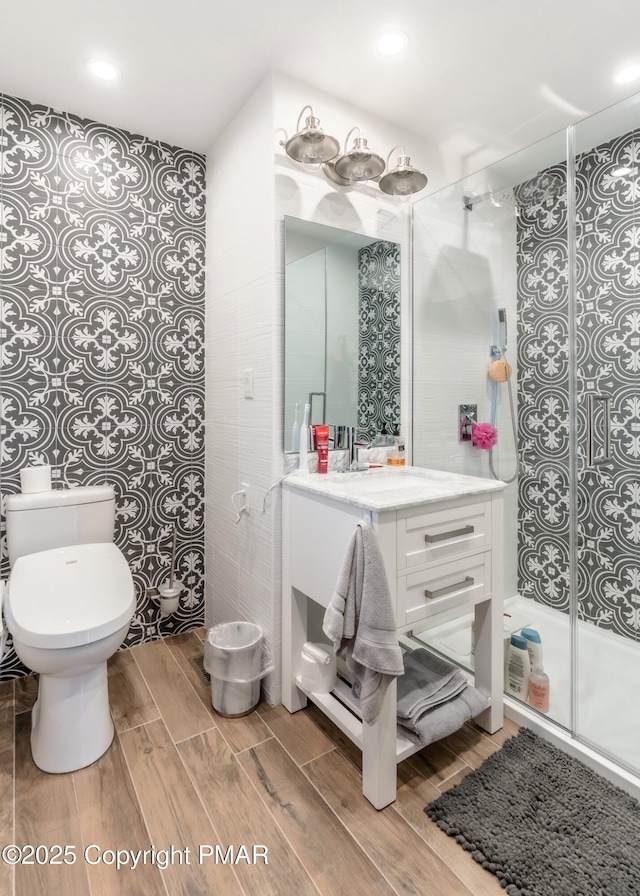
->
425, 727, 640, 896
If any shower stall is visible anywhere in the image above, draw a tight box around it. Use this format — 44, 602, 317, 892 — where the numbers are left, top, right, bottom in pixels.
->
411, 91, 640, 795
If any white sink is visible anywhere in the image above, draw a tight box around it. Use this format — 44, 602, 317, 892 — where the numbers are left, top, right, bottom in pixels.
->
329, 469, 439, 493
285, 465, 503, 510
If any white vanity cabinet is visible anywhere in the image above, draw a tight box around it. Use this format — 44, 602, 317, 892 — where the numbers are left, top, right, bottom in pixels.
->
281, 467, 505, 809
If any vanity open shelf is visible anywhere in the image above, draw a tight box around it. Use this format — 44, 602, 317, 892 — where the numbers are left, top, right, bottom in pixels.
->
282, 466, 505, 809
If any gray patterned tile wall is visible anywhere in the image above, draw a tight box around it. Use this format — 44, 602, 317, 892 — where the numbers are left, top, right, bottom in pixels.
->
517, 128, 640, 641
357, 240, 400, 441
0, 94, 206, 679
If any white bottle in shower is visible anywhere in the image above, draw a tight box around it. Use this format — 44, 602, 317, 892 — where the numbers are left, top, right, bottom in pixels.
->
521, 627, 543, 673
506, 633, 530, 699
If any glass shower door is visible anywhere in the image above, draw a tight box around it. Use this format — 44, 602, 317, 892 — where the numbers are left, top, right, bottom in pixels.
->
573, 96, 640, 774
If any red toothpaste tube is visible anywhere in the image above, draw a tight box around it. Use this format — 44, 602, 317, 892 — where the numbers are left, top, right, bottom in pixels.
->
314, 425, 329, 474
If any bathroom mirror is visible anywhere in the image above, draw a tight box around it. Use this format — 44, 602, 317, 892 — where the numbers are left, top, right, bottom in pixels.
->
284, 216, 400, 452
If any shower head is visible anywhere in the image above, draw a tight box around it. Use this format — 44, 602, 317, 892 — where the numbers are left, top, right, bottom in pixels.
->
462, 187, 521, 216
498, 308, 507, 350
463, 172, 564, 215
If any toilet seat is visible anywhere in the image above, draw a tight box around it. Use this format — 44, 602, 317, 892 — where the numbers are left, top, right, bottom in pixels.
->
5, 543, 135, 649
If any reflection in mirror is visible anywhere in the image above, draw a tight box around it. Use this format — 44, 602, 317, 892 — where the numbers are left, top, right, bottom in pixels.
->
284, 216, 400, 452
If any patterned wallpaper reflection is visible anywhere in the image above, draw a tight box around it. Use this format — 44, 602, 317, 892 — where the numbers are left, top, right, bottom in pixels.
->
517, 127, 640, 641
357, 240, 400, 441
0, 94, 206, 679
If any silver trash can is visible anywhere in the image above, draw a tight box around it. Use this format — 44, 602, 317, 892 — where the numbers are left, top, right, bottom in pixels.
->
203, 622, 272, 718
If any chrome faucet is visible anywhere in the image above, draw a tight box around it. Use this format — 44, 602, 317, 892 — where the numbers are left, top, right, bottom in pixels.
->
329, 425, 372, 471
350, 428, 372, 471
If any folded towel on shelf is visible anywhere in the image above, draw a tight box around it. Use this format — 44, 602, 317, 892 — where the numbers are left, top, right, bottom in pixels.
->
396, 648, 467, 721
323, 520, 404, 724
397, 682, 490, 747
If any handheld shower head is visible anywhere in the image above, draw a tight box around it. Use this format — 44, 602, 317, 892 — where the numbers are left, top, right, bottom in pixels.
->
498, 308, 507, 350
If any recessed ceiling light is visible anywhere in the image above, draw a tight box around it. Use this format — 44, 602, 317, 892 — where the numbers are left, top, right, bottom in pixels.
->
88, 59, 120, 81
377, 31, 409, 56
614, 64, 640, 85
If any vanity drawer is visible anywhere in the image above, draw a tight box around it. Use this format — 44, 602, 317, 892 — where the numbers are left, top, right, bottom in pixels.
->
398, 500, 490, 570
397, 553, 491, 627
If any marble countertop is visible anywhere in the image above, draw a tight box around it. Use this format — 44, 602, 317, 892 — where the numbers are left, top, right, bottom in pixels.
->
283, 465, 505, 511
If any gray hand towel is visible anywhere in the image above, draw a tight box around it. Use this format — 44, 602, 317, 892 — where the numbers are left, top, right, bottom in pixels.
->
323, 520, 404, 724
397, 648, 466, 720
397, 684, 489, 746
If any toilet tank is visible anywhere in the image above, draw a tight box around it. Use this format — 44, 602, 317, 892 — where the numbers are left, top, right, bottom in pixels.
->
6, 485, 116, 567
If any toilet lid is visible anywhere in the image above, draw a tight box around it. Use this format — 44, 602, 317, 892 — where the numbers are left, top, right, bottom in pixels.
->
6, 543, 135, 649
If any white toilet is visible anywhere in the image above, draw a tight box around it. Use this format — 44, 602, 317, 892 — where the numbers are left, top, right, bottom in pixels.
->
4, 485, 135, 773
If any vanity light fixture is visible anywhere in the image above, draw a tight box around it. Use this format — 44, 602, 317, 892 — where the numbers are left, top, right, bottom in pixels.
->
378, 145, 428, 196
281, 105, 340, 166
88, 59, 120, 81
282, 110, 427, 197
323, 126, 385, 185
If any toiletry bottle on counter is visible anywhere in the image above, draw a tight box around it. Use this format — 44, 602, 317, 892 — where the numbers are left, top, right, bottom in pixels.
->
314, 425, 329, 474
506, 634, 530, 699
387, 425, 406, 466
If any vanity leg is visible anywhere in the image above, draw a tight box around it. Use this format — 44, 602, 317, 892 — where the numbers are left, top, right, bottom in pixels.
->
473, 597, 504, 733
361, 677, 398, 809
282, 586, 308, 712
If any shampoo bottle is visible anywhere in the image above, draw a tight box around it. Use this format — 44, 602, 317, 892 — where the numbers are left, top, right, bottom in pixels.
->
521, 627, 543, 673
298, 403, 310, 474
506, 633, 530, 699
522, 628, 549, 712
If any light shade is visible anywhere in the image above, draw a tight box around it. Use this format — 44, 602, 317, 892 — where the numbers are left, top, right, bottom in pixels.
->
379, 146, 427, 196
333, 129, 385, 182
283, 106, 340, 165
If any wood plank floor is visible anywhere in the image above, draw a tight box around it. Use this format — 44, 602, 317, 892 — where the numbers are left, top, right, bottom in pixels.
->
0, 630, 519, 896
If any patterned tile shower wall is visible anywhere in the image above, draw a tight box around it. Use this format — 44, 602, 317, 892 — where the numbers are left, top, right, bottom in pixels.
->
0, 94, 206, 679
517, 127, 640, 641
357, 240, 400, 441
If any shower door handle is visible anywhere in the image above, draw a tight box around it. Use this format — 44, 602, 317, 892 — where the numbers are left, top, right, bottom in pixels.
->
586, 394, 611, 466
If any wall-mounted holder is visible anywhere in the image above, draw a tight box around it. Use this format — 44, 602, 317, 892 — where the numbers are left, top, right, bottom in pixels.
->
159, 580, 183, 617
158, 524, 181, 616
459, 404, 477, 442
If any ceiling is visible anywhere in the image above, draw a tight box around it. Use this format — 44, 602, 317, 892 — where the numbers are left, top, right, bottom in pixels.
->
2, 0, 640, 184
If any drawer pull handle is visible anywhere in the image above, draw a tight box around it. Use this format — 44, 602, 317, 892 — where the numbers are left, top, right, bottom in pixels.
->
424, 524, 474, 544
425, 576, 474, 600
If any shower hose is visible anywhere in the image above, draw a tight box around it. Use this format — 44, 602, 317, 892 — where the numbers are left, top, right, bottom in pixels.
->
489, 347, 519, 483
